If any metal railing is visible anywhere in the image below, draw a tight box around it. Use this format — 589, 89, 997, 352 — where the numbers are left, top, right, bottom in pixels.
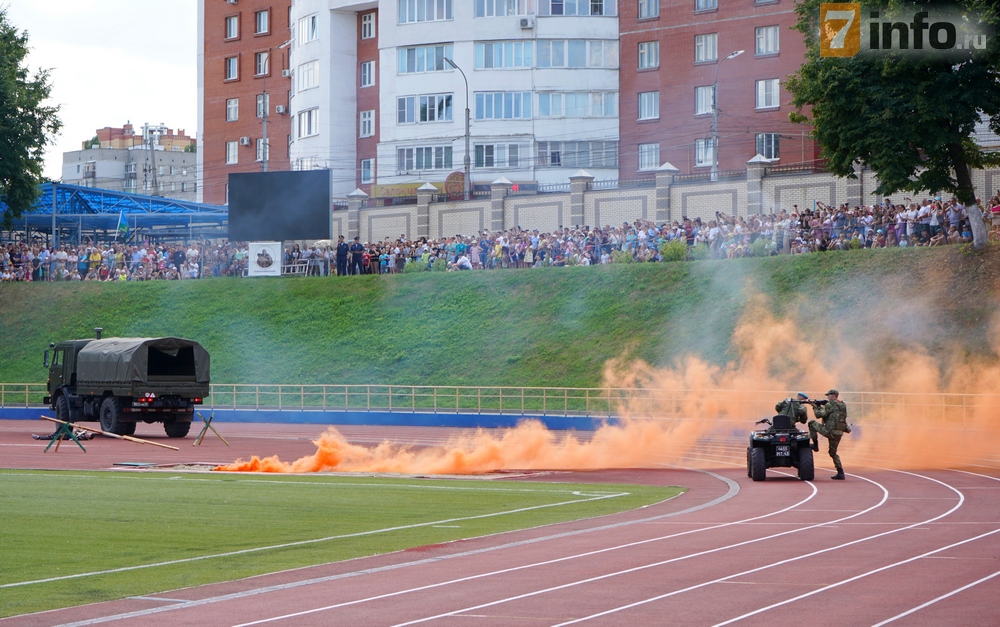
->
588, 178, 655, 191
4, 383, 998, 429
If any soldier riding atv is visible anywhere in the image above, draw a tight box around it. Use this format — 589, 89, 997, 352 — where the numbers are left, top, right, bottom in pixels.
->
746, 407, 815, 481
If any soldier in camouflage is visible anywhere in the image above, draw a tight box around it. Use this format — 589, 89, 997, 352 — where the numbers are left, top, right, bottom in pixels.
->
808, 389, 851, 480
775, 392, 809, 427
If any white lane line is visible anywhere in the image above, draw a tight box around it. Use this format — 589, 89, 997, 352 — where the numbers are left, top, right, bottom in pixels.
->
2, 492, 626, 590
229, 476, 805, 627
391, 474, 889, 627
870, 568, 1000, 626
48, 471, 739, 627
948, 469, 1000, 482
710, 469, 971, 626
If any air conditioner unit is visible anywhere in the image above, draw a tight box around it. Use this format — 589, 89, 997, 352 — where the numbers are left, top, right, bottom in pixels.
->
226, 0, 237, 4
520, 17, 535, 29
281, 69, 292, 78
275, 105, 287, 114
239, 136, 251, 146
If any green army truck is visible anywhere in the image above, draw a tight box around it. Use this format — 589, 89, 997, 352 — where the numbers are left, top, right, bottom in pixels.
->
43, 329, 210, 438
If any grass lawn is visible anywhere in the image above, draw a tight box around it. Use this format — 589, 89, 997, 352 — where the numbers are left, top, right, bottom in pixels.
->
0, 469, 682, 618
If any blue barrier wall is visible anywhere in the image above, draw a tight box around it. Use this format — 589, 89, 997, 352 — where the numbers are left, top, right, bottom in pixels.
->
1, 407, 616, 431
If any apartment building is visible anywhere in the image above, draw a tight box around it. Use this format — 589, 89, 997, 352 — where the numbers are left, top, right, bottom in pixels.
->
199, 0, 294, 205
289, 0, 621, 196
619, 0, 816, 177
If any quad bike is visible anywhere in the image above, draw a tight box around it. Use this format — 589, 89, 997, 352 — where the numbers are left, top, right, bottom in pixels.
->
746, 414, 814, 481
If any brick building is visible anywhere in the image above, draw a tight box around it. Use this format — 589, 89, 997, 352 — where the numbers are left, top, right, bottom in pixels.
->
619, 0, 817, 177
198, 0, 293, 205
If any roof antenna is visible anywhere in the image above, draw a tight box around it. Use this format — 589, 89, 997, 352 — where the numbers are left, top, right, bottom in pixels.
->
94, 328, 103, 339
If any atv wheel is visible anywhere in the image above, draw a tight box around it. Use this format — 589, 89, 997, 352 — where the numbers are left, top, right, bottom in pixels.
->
100, 397, 130, 435
746, 447, 753, 478
163, 419, 191, 438
55, 394, 70, 424
797, 446, 815, 481
749, 447, 767, 481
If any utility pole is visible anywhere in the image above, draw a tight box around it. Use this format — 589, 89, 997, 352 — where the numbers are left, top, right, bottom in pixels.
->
711, 50, 744, 182
261, 40, 293, 173
444, 58, 471, 200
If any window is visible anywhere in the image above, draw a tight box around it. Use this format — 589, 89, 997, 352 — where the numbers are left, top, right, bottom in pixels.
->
298, 60, 319, 91
225, 56, 238, 80
536, 141, 618, 167
695, 0, 716, 11
124, 180, 136, 193
225, 16, 239, 39
299, 15, 318, 43
396, 146, 453, 172
361, 158, 374, 183
475, 143, 524, 168
397, 94, 453, 123
360, 61, 375, 87
298, 108, 319, 137
256, 93, 269, 118
638, 143, 660, 170
255, 52, 269, 76
169, 166, 175, 175
226, 98, 239, 121
756, 133, 780, 160
255, 10, 269, 34
536, 40, 618, 68
638, 42, 658, 69
756, 79, 780, 108
475, 41, 532, 69
756, 26, 780, 55
638, 91, 658, 120
475, 92, 532, 120
695, 86, 714, 115
694, 33, 717, 62
360, 110, 375, 137
638, 0, 658, 18
256, 138, 269, 162
361, 13, 376, 38
125, 163, 136, 174
226, 141, 239, 164
538, 0, 617, 15
398, 44, 453, 73
538, 92, 617, 117
476, 0, 533, 17
695, 138, 714, 166
158, 166, 165, 175
398, 0, 452, 23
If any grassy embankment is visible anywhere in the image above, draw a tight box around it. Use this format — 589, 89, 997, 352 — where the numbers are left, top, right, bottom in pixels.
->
1, 245, 997, 387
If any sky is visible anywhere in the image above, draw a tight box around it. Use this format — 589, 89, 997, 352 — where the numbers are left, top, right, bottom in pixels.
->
6, 0, 198, 181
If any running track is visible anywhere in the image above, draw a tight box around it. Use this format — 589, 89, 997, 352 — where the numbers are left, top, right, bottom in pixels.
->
1, 420, 998, 626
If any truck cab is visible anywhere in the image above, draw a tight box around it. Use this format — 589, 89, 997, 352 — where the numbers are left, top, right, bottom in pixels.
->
43, 340, 92, 417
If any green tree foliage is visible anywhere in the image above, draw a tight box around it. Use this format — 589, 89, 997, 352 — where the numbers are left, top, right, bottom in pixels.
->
659, 238, 688, 262
0, 8, 61, 228
786, 0, 1000, 247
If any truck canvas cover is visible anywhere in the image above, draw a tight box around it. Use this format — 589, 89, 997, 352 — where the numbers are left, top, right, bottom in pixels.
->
77, 337, 210, 384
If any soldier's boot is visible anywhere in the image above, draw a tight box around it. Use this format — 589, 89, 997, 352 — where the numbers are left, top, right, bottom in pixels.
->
831, 468, 845, 480
811, 437, 819, 452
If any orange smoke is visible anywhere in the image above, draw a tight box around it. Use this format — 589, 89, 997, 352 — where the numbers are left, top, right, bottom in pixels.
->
216, 299, 1000, 474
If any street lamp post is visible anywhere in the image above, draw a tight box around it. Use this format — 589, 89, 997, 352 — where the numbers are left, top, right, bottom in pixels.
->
261, 39, 293, 173
711, 49, 744, 182
444, 57, 471, 200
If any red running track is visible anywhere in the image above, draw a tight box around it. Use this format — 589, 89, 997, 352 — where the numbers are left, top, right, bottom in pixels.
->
1, 420, 998, 626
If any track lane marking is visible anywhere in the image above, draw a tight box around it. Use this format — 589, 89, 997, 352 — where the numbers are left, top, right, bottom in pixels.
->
870, 568, 1000, 626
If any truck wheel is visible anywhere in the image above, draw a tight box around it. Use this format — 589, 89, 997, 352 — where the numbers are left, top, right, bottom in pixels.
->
99, 397, 129, 435
55, 395, 70, 424
163, 419, 191, 438
750, 447, 767, 482
797, 446, 815, 481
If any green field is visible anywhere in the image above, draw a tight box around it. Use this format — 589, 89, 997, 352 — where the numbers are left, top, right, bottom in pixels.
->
1, 245, 997, 389
0, 469, 681, 617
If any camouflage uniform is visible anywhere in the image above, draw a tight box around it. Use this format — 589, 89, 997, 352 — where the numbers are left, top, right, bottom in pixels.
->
774, 398, 808, 426
809, 399, 850, 473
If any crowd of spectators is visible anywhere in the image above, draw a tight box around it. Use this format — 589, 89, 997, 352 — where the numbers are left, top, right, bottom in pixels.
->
2, 196, 998, 282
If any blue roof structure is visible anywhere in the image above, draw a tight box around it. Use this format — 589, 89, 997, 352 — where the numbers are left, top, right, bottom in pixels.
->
5, 183, 228, 242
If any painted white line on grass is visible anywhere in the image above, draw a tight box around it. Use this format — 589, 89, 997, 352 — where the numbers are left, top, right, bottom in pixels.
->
46, 471, 735, 627
871, 568, 1000, 626
0, 492, 627, 590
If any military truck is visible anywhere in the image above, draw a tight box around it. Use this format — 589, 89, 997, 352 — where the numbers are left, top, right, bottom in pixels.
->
43, 329, 210, 438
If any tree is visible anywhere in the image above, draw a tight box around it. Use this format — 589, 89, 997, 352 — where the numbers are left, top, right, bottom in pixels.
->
0, 7, 61, 228
786, 0, 1000, 248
